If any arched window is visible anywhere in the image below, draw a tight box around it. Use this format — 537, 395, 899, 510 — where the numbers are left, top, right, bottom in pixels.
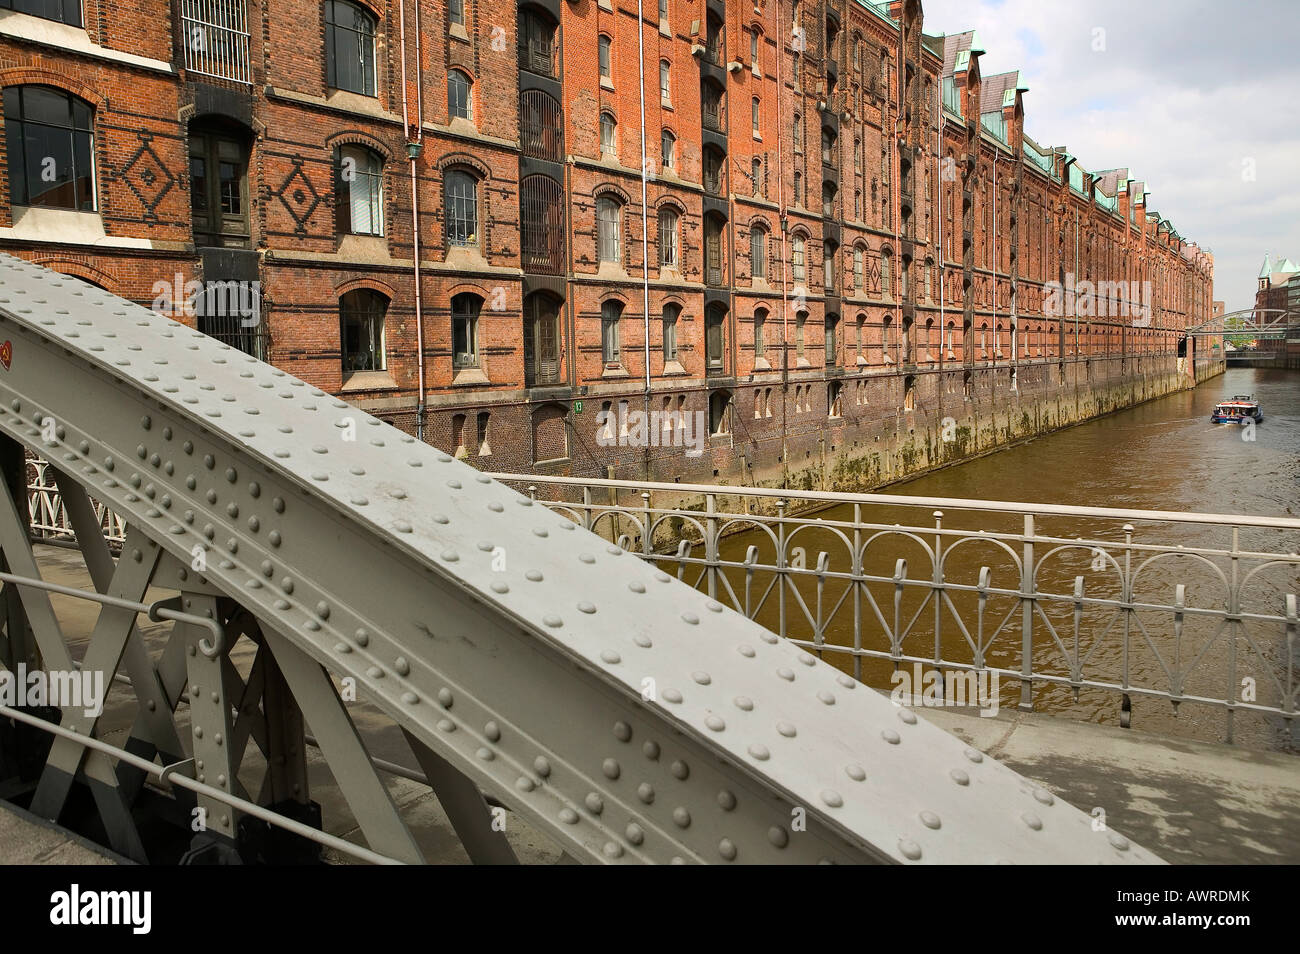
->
705, 305, 726, 371
451, 292, 482, 368
702, 80, 725, 131
521, 89, 563, 161
703, 145, 724, 194
751, 157, 763, 196
795, 310, 807, 357
751, 96, 761, 137
600, 111, 617, 156
520, 174, 564, 274
822, 181, 837, 218
853, 246, 864, 291
825, 313, 839, 365
660, 128, 676, 171
339, 288, 387, 373
880, 248, 892, 298
704, 213, 725, 287
3, 86, 95, 210
325, 0, 377, 96
444, 169, 479, 247
657, 207, 679, 268
792, 234, 806, 285
823, 239, 837, 291
662, 303, 680, 362
336, 144, 383, 236
709, 390, 731, 435
448, 70, 473, 121
793, 170, 803, 206
753, 307, 767, 360
601, 300, 623, 366
792, 112, 803, 152
924, 257, 934, 300
598, 35, 612, 80
449, 0, 465, 27
596, 196, 621, 264
660, 60, 671, 102
750, 225, 767, 281
821, 127, 835, 165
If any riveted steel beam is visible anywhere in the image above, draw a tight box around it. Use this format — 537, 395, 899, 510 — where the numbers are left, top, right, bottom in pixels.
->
0, 255, 1162, 864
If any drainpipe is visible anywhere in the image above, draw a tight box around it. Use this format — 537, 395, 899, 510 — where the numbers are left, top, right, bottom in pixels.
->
398, 0, 426, 441
636, 0, 652, 479
937, 74, 944, 361
778, 1, 789, 479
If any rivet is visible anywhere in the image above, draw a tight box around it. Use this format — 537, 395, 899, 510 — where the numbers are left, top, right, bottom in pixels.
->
718, 838, 737, 861
670, 760, 689, 780
437, 688, 453, 708
777, 667, 795, 681
882, 729, 901, 745
1108, 833, 1131, 851
950, 769, 970, 785
1021, 811, 1044, 831
747, 743, 770, 761
845, 763, 866, 781
641, 740, 659, 760
662, 688, 682, 704
898, 839, 923, 861
738, 645, 756, 658
559, 808, 579, 825
602, 758, 620, 780
637, 782, 655, 804
964, 749, 984, 763
776, 721, 797, 738
625, 823, 645, 845
585, 793, 604, 814
817, 690, 836, 705
733, 696, 753, 711
717, 790, 736, 811
768, 826, 789, 848
672, 807, 691, 828
705, 715, 725, 732
613, 721, 632, 742
533, 756, 551, 778
484, 721, 501, 742
1033, 788, 1055, 806
920, 810, 942, 829
898, 708, 918, 725
543, 614, 562, 627
600, 649, 620, 664
692, 671, 711, 685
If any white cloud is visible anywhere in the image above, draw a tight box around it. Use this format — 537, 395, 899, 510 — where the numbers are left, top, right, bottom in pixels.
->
919, 0, 1300, 313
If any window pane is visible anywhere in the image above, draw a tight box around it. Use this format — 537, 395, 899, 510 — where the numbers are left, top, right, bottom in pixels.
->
452, 293, 481, 367
445, 170, 478, 246
340, 289, 387, 372
449, 71, 471, 120
326, 0, 376, 96
597, 197, 620, 263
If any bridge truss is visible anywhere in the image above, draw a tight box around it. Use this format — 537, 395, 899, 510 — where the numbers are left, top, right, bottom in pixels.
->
0, 254, 1158, 864
1185, 308, 1297, 338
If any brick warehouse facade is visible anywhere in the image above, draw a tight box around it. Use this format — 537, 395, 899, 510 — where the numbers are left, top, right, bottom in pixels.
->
0, 0, 1218, 491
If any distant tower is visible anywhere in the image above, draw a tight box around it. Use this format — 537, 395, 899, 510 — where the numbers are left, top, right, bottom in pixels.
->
1259, 251, 1271, 290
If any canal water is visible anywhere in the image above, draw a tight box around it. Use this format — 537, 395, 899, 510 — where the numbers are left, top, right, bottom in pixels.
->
712, 367, 1300, 749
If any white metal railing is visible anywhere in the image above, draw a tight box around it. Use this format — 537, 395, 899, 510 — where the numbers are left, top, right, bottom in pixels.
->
489, 473, 1300, 746
181, 0, 252, 84
28, 458, 126, 545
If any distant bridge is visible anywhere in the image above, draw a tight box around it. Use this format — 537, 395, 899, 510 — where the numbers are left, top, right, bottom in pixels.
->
1186, 308, 1298, 339
0, 255, 1160, 865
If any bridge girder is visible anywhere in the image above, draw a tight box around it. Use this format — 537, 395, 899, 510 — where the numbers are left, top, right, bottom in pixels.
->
0, 254, 1160, 864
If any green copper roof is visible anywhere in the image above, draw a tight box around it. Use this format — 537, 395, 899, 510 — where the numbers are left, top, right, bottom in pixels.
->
1260, 253, 1273, 279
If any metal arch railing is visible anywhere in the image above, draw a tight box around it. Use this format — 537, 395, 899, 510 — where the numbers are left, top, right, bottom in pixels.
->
489, 473, 1300, 746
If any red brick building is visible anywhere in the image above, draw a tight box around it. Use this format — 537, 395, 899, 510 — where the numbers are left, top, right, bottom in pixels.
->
0, 0, 1216, 490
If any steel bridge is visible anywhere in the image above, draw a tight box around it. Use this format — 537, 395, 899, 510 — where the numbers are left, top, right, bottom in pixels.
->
0, 254, 1158, 864
1186, 308, 1297, 339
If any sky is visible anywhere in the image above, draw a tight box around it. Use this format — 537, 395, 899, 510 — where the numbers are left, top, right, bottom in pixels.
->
917, 0, 1300, 316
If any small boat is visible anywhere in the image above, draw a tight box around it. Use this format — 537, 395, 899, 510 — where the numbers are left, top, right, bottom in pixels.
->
1211, 395, 1263, 424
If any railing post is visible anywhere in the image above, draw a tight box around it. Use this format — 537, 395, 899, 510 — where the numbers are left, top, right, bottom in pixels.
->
705, 492, 718, 600
933, 510, 944, 667
640, 492, 652, 555
581, 485, 592, 533
776, 499, 788, 639
1121, 522, 1135, 726
852, 502, 863, 682
1019, 513, 1035, 711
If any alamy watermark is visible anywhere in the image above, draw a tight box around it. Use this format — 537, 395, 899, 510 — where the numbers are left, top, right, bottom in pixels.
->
0, 664, 104, 718
1044, 272, 1152, 326
596, 405, 707, 457
151, 274, 261, 327
890, 663, 1000, 717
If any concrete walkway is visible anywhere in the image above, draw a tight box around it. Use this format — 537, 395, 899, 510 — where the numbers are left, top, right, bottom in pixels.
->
921, 706, 1300, 865
0, 800, 121, 864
